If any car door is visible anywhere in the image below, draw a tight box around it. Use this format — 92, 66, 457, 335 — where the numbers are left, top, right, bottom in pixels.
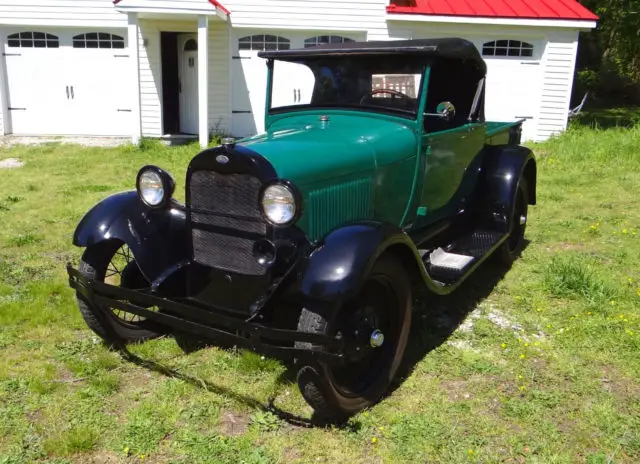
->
419, 123, 484, 220
417, 62, 486, 223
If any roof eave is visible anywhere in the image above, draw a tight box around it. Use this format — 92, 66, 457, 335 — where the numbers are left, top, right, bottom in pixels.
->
113, 0, 230, 18
386, 13, 597, 29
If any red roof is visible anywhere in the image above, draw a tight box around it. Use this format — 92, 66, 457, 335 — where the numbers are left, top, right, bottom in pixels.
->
387, 0, 598, 21
113, 0, 230, 15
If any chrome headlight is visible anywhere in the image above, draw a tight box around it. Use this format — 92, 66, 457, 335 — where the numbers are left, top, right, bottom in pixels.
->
261, 183, 297, 225
136, 166, 175, 208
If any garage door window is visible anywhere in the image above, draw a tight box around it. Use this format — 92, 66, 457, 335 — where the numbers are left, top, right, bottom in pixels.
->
239, 34, 290, 51
482, 40, 533, 57
304, 35, 355, 48
73, 33, 125, 49
7, 32, 59, 48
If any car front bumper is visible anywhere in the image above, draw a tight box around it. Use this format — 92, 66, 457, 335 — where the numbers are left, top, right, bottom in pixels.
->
67, 264, 347, 365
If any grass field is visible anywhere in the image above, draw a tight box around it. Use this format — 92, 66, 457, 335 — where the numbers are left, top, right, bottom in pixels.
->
1, 121, 639, 463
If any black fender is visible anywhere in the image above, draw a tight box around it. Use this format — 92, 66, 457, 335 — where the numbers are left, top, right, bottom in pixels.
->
73, 191, 189, 285
478, 144, 537, 232
298, 221, 440, 302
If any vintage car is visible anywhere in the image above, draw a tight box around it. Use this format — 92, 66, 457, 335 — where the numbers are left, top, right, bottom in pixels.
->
67, 38, 536, 420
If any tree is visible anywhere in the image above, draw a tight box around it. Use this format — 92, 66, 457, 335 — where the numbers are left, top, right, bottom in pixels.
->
573, 1, 640, 104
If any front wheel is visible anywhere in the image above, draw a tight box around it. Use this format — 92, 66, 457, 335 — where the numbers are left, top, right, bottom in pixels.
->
295, 255, 412, 420
75, 240, 163, 346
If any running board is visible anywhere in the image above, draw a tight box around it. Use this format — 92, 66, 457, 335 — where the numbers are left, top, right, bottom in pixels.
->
419, 229, 505, 286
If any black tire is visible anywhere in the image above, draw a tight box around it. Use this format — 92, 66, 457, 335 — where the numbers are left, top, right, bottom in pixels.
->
76, 240, 163, 345
497, 177, 529, 265
295, 255, 412, 420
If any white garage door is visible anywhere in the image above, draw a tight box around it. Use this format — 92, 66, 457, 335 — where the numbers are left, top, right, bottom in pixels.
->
481, 39, 542, 142
4, 30, 132, 136
231, 33, 357, 139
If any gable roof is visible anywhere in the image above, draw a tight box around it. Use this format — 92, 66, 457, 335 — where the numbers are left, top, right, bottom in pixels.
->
387, 0, 598, 21
113, 0, 230, 15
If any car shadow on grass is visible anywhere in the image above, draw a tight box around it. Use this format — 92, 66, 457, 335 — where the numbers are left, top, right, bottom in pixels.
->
114, 245, 523, 429
389, 248, 524, 395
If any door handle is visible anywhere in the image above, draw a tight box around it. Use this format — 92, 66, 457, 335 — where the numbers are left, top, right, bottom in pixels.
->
66, 86, 69, 99
293, 88, 296, 102
297, 89, 301, 102
71, 86, 75, 99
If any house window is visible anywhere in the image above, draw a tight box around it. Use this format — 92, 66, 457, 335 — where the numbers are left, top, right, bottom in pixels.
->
7, 32, 59, 48
238, 34, 290, 51
482, 40, 533, 57
184, 39, 198, 51
73, 32, 125, 49
304, 35, 355, 48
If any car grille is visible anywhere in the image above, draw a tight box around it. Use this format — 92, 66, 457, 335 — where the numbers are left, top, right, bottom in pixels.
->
189, 171, 267, 276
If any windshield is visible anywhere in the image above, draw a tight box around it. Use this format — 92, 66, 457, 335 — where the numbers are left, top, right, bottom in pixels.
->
268, 55, 425, 118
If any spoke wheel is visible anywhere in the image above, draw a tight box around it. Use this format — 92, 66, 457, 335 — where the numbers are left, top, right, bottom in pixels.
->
104, 244, 149, 326
75, 240, 163, 345
295, 255, 412, 420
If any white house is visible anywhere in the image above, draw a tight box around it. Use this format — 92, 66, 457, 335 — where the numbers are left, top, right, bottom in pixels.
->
0, 0, 597, 147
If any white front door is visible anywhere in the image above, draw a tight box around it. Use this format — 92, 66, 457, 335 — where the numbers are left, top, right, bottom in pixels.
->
179, 35, 199, 135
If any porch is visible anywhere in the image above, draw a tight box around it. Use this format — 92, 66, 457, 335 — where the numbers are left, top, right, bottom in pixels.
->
115, 0, 231, 148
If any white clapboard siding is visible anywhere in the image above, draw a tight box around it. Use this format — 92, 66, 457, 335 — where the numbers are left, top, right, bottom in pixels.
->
0, 0, 127, 27
537, 30, 579, 141
208, 22, 231, 135
223, 0, 389, 38
137, 18, 230, 137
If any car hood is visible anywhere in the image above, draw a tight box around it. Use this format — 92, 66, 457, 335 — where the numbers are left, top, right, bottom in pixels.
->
238, 112, 417, 185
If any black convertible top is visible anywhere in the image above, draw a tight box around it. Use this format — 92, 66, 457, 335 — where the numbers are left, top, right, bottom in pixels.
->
258, 38, 486, 76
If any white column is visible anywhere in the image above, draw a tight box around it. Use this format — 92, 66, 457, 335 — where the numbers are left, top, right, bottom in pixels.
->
198, 15, 209, 148
0, 33, 10, 135
128, 13, 142, 145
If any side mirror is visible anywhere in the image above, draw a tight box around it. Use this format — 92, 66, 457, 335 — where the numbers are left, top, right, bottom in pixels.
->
424, 101, 456, 122
436, 101, 456, 122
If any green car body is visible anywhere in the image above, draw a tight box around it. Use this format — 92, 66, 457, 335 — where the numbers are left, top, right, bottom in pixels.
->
68, 38, 537, 421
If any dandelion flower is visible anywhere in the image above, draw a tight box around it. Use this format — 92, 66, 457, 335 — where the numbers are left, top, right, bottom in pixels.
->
520, 354, 526, 359
610, 300, 616, 306
501, 343, 507, 349
524, 343, 530, 347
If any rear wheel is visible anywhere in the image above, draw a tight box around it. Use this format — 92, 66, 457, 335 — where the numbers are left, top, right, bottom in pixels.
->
497, 178, 529, 265
76, 240, 163, 345
295, 255, 412, 420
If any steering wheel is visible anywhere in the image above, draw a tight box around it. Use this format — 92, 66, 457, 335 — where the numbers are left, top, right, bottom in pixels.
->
360, 88, 414, 105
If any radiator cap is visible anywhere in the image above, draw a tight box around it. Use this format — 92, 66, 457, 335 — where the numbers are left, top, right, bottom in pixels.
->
221, 137, 236, 148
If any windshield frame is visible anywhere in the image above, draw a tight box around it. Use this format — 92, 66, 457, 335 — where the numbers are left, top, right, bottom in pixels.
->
264, 57, 429, 122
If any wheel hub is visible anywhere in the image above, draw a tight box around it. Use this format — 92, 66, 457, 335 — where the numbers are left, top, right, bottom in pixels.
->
370, 329, 385, 348
520, 214, 527, 226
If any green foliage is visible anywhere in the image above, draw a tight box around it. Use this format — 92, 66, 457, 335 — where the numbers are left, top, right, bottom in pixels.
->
576, 1, 640, 103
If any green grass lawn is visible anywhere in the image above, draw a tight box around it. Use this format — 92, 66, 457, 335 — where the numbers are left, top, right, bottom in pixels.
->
0, 124, 639, 464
